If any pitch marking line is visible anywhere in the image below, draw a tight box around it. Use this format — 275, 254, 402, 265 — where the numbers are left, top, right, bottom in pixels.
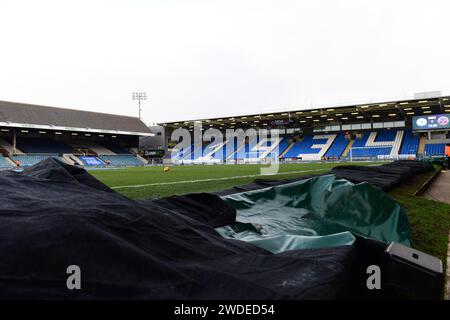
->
111, 168, 330, 189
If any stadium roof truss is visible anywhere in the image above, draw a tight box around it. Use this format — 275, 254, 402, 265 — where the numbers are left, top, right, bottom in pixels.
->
161, 96, 450, 130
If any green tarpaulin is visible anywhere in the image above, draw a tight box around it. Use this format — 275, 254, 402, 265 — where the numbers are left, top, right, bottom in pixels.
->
216, 174, 411, 253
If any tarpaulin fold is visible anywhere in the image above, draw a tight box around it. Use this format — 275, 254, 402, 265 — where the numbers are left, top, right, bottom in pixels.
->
216, 174, 411, 253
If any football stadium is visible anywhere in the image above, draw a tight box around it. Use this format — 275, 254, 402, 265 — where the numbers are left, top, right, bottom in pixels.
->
1, 93, 450, 301
2, 0, 450, 312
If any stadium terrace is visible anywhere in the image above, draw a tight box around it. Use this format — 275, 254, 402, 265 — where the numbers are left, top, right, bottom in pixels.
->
155, 94, 450, 164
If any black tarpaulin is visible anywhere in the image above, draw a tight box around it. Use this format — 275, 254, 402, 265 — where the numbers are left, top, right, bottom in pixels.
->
0, 158, 355, 299
331, 160, 434, 191
215, 161, 434, 195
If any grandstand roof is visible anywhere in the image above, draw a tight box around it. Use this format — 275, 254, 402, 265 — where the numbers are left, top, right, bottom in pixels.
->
0, 100, 153, 136
161, 95, 450, 130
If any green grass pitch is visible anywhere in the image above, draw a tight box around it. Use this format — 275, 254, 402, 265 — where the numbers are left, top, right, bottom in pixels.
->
90, 161, 379, 199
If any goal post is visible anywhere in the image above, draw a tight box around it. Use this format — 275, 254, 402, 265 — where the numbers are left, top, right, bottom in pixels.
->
348, 146, 393, 162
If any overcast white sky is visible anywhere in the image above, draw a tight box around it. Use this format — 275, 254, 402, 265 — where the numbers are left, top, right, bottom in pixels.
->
0, 0, 449, 124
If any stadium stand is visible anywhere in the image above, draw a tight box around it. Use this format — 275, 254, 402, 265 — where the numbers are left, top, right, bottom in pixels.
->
193, 139, 234, 161
274, 137, 291, 159
98, 155, 145, 166
282, 134, 336, 160
424, 143, 445, 156
173, 136, 293, 162
61, 154, 80, 166
79, 156, 105, 166
171, 144, 192, 161
324, 132, 349, 158
158, 95, 450, 165
16, 137, 73, 154
281, 138, 301, 158
0, 155, 13, 168
0, 100, 152, 169
189, 145, 204, 160
283, 136, 308, 158
234, 137, 259, 160
170, 130, 421, 162
11, 154, 63, 167
0, 100, 152, 134
350, 130, 404, 159
399, 130, 419, 157
100, 142, 131, 155
0, 138, 24, 154
70, 141, 115, 156
173, 135, 295, 163
256, 136, 287, 160
225, 139, 239, 160
201, 141, 226, 161
214, 140, 237, 161
167, 128, 435, 163
178, 144, 195, 161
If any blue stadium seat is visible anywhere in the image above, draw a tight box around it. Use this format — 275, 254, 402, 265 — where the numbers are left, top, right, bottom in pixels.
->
350, 131, 370, 149
0, 155, 13, 168
170, 144, 192, 161
424, 143, 445, 156
234, 137, 259, 160
180, 144, 195, 160
98, 155, 144, 166
11, 154, 63, 167
324, 133, 349, 158
202, 141, 225, 160
189, 145, 204, 160
201, 136, 291, 160
350, 130, 394, 158
374, 130, 397, 141
282, 135, 329, 158
399, 130, 419, 156
275, 137, 292, 158
170, 130, 414, 162
258, 136, 291, 159
201, 139, 237, 161
225, 139, 239, 160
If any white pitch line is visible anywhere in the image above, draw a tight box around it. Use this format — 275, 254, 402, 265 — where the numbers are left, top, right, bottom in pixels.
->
111, 168, 329, 189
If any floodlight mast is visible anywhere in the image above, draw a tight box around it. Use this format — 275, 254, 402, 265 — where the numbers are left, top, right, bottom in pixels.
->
132, 92, 147, 120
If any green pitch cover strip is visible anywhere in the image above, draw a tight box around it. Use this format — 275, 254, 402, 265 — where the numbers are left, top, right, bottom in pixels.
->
216, 174, 411, 253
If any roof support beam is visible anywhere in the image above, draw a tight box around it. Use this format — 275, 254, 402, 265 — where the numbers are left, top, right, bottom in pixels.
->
395, 104, 407, 120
